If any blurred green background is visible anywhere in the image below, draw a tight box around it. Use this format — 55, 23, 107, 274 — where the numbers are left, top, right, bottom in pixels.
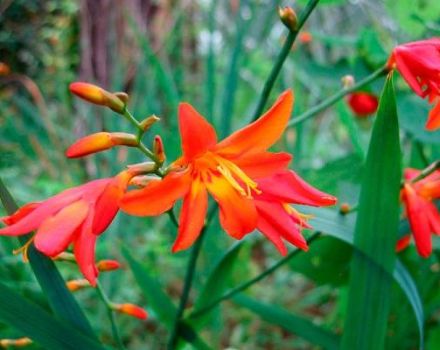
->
1, 0, 440, 349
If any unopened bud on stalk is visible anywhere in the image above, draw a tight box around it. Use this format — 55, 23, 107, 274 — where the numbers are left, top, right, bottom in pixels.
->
66, 132, 138, 158
96, 259, 121, 272
114, 92, 129, 104
66, 279, 90, 292
339, 203, 351, 215
127, 161, 157, 174
341, 75, 355, 88
140, 115, 160, 132
69, 82, 126, 113
279, 6, 298, 31
0, 337, 32, 347
153, 135, 166, 163
113, 303, 148, 320
129, 175, 156, 187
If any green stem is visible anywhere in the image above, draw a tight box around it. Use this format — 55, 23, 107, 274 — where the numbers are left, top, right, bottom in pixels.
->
95, 282, 126, 350
167, 231, 207, 350
251, 0, 321, 121
287, 66, 388, 127
409, 160, 440, 184
187, 232, 322, 320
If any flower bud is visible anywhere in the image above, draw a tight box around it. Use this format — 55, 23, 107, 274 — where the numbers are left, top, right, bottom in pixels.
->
153, 135, 166, 163
113, 303, 148, 320
140, 115, 160, 132
129, 175, 156, 187
114, 92, 129, 104
0, 62, 10, 76
66, 279, 90, 292
341, 75, 355, 88
96, 259, 121, 272
0, 337, 32, 347
69, 82, 126, 113
127, 161, 157, 174
66, 132, 138, 158
339, 203, 351, 215
279, 6, 297, 31
298, 31, 313, 44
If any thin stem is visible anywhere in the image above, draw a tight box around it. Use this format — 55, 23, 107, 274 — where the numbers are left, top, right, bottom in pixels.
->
167, 209, 179, 228
251, 0, 321, 121
410, 160, 440, 184
187, 232, 322, 320
167, 231, 207, 349
123, 109, 143, 132
95, 282, 126, 350
288, 66, 388, 127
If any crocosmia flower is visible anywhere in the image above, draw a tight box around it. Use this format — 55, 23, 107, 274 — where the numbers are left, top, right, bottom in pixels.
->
121, 90, 337, 253
0, 171, 133, 285
398, 168, 440, 257
347, 92, 378, 117
388, 38, 440, 130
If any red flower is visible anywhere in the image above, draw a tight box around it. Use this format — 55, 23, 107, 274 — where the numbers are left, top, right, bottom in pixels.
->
121, 90, 337, 252
398, 168, 440, 257
388, 38, 440, 130
347, 92, 378, 117
0, 171, 133, 285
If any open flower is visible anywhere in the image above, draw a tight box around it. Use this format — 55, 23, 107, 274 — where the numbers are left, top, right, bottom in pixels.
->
0, 171, 133, 285
398, 168, 440, 257
387, 38, 440, 130
121, 90, 337, 252
347, 92, 378, 118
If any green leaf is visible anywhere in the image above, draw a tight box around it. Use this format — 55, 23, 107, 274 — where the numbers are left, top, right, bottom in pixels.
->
341, 75, 402, 350
122, 247, 212, 350
0, 281, 105, 350
233, 294, 340, 350
0, 178, 96, 338
192, 243, 243, 327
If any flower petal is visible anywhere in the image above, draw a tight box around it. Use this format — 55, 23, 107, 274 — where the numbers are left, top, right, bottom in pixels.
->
396, 235, 411, 252
179, 103, 217, 160
257, 170, 337, 206
34, 200, 89, 257
1, 202, 40, 225
426, 99, 440, 131
257, 216, 288, 255
215, 90, 294, 157
172, 177, 208, 252
205, 173, 258, 239
231, 151, 292, 179
427, 201, 440, 234
120, 170, 191, 216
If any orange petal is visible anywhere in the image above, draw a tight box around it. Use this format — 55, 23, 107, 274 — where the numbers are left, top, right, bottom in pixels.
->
396, 235, 411, 252
426, 99, 440, 131
172, 177, 208, 252
215, 90, 293, 157
178, 103, 217, 160
34, 200, 89, 257
205, 173, 258, 239
231, 151, 292, 179
120, 170, 191, 216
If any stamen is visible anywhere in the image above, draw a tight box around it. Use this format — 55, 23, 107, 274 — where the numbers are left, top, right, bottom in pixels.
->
217, 165, 247, 197
283, 204, 314, 228
13, 236, 35, 263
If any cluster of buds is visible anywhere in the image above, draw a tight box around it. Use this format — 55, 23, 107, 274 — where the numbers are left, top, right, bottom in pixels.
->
0, 337, 32, 348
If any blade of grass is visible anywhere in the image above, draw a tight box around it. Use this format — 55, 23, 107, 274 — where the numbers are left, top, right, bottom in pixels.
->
341, 75, 402, 350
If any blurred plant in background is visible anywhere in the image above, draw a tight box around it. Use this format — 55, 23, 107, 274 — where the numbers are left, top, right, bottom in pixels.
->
0, 0, 440, 349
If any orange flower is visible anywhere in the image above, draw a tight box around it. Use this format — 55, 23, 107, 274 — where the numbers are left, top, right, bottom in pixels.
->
0, 171, 133, 285
121, 90, 336, 252
398, 168, 440, 257
387, 38, 440, 130
347, 92, 378, 118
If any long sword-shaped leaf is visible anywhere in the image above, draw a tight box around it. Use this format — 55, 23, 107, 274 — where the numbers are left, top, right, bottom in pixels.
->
341, 75, 402, 350
0, 281, 105, 350
0, 178, 96, 337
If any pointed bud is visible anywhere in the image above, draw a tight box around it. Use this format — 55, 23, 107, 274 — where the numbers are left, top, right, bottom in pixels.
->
66, 132, 138, 158
279, 6, 297, 31
0, 62, 10, 76
127, 161, 157, 174
341, 75, 355, 88
113, 303, 148, 320
339, 203, 351, 215
0, 337, 32, 347
153, 135, 166, 163
66, 279, 91, 292
139, 115, 160, 132
114, 92, 129, 104
96, 259, 121, 272
69, 82, 126, 113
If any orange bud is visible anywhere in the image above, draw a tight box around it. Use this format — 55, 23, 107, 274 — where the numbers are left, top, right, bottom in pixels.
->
69, 82, 126, 113
339, 203, 351, 215
0, 62, 10, 76
66, 132, 138, 158
153, 135, 166, 163
114, 303, 148, 320
139, 115, 160, 132
279, 6, 297, 31
0, 337, 32, 347
298, 31, 313, 44
96, 259, 121, 272
66, 279, 90, 292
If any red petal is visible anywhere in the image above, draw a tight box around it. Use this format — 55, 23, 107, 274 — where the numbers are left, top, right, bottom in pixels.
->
34, 200, 89, 257
1, 202, 40, 225
120, 170, 191, 216
426, 99, 440, 131
215, 90, 293, 157
396, 235, 411, 252
230, 151, 292, 179
178, 103, 217, 160
172, 177, 208, 252
257, 216, 288, 255
427, 202, 440, 234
